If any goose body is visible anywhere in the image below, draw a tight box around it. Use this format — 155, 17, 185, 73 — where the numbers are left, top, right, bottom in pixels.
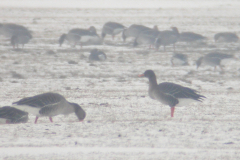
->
0, 23, 31, 38
139, 70, 205, 117
11, 32, 32, 48
102, 22, 126, 40
179, 32, 206, 42
134, 27, 161, 49
156, 27, 180, 51
171, 53, 188, 66
214, 32, 239, 43
196, 52, 233, 71
59, 26, 100, 47
0, 106, 28, 124
89, 49, 107, 61
122, 24, 151, 42
12, 92, 86, 123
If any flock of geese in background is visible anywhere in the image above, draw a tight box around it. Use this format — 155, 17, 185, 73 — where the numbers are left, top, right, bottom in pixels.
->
0, 21, 238, 124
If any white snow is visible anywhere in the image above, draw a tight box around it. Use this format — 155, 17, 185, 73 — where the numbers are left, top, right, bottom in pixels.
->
0, 0, 240, 159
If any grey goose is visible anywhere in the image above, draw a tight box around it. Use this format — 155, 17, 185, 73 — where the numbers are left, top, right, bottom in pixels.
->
102, 22, 126, 40
89, 49, 107, 61
0, 23, 32, 48
156, 27, 180, 51
0, 106, 28, 124
139, 70, 205, 117
59, 26, 100, 47
122, 24, 152, 42
196, 52, 234, 71
12, 92, 86, 123
214, 32, 239, 43
171, 53, 189, 66
133, 26, 161, 49
179, 32, 206, 43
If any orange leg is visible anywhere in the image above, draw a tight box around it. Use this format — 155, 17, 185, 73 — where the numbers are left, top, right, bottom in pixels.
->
35, 117, 39, 124
171, 107, 175, 117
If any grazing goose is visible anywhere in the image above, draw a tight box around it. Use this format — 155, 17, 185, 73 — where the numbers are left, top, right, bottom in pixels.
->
59, 26, 100, 47
102, 22, 126, 40
214, 32, 239, 43
133, 26, 161, 49
156, 27, 180, 51
122, 24, 151, 42
12, 92, 86, 123
11, 32, 32, 48
89, 49, 107, 61
196, 52, 234, 71
171, 53, 189, 66
179, 32, 206, 43
0, 106, 28, 124
139, 70, 205, 117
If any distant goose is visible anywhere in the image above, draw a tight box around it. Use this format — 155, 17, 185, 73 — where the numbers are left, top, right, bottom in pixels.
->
0, 23, 32, 48
89, 49, 107, 61
139, 70, 205, 117
156, 27, 180, 51
102, 22, 126, 40
134, 26, 161, 49
11, 32, 32, 48
214, 32, 239, 43
0, 106, 28, 124
12, 92, 86, 123
171, 53, 188, 66
0, 23, 31, 38
179, 32, 206, 43
122, 24, 151, 42
59, 26, 100, 47
196, 52, 234, 71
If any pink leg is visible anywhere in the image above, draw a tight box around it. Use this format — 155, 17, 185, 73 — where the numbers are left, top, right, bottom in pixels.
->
49, 117, 53, 123
112, 35, 115, 40
35, 117, 39, 124
6, 120, 10, 124
171, 107, 175, 117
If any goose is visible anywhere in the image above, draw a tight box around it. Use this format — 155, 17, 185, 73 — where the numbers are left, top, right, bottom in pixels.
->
122, 24, 151, 42
12, 92, 86, 123
102, 22, 126, 40
179, 32, 206, 43
171, 53, 189, 66
59, 26, 100, 47
196, 52, 234, 71
89, 49, 107, 61
0, 106, 28, 124
0, 23, 32, 48
214, 32, 239, 43
139, 70, 205, 117
133, 26, 161, 49
156, 27, 180, 51
0, 23, 31, 38
11, 32, 32, 48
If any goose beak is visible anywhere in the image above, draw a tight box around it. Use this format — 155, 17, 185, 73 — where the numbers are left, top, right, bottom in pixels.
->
138, 74, 144, 77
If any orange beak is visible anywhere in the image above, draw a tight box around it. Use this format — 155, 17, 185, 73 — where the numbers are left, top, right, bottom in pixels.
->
138, 74, 144, 77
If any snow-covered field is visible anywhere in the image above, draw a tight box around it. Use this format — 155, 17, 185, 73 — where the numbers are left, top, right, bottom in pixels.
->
1, 1, 240, 159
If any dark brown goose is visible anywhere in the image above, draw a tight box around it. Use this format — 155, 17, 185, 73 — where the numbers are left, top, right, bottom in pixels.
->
12, 92, 86, 123
0, 106, 28, 124
139, 70, 205, 117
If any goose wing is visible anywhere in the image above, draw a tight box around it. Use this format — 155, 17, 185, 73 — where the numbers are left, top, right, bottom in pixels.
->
158, 82, 205, 101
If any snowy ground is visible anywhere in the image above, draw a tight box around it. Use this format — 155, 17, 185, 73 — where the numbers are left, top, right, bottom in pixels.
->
1, 1, 240, 159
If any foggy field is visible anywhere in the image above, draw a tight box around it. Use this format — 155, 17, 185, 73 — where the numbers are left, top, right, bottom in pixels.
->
0, 1, 240, 159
